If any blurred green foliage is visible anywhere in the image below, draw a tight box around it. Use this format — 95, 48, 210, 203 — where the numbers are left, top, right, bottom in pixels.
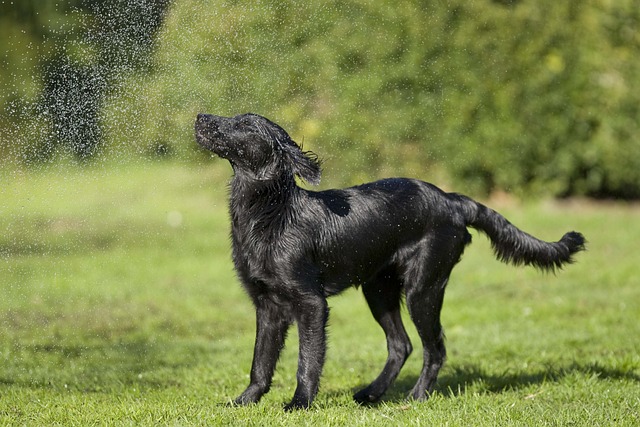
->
0, 0, 169, 162
2, 0, 639, 198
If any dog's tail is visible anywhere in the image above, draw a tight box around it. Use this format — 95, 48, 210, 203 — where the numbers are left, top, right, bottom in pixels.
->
455, 195, 586, 272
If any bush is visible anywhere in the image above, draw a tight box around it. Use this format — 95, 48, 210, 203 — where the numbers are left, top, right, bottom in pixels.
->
20, 0, 640, 198
0, 0, 170, 164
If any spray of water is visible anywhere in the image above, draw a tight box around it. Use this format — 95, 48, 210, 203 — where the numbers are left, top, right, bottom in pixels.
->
1, 0, 171, 166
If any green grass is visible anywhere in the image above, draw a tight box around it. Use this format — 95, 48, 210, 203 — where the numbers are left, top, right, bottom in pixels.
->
1, 161, 639, 425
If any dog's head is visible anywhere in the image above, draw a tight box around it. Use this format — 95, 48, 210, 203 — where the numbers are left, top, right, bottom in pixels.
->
195, 113, 321, 185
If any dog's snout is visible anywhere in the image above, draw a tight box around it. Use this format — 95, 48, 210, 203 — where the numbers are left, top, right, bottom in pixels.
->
196, 114, 221, 136
197, 113, 213, 124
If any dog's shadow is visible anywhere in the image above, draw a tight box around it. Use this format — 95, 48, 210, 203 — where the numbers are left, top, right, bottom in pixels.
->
351, 361, 639, 404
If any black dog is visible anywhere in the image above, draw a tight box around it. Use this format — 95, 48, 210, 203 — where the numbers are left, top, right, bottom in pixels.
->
194, 112, 585, 410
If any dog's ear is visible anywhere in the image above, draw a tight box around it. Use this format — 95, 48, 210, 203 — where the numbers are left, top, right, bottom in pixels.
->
256, 114, 322, 185
281, 143, 322, 185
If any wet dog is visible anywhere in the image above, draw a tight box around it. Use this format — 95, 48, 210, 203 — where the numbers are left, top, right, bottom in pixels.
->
194, 112, 585, 410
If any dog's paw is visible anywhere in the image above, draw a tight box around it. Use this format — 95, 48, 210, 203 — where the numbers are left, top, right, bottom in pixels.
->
353, 388, 380, 405
283, 398, 311, 411
232, 383, 268, 406
232, 393, 259, 406
353, 390, 380, 406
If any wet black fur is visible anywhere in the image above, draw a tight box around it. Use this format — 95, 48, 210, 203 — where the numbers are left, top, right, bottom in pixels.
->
194, 112, 586, 410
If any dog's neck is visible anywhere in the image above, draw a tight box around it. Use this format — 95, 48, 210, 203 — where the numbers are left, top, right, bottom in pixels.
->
229, 173, 300, 221
228, 173, 302, 262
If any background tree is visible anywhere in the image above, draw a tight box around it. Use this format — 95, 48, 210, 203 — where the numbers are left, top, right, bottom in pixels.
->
105, 0, 639, 198
3, 0, 639, 198
0, 0, 171, 162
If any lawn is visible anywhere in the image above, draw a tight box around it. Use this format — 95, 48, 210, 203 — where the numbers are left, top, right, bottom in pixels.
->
1, 161, 638, 425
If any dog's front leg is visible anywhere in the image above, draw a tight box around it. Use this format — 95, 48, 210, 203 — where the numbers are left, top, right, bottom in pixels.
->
284, 294, 329, 411
234, 298, 290, 406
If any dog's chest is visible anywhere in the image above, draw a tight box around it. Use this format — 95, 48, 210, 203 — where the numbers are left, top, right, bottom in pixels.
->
230, 214, 294, 280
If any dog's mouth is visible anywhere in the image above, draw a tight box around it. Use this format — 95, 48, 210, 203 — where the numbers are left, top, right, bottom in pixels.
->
195, 128, 220, 150
195, 127, 217, 145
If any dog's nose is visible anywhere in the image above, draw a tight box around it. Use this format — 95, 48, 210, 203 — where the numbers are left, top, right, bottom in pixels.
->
197, 113, 211, 123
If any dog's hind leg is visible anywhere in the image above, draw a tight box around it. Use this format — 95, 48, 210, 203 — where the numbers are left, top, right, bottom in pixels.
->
354, 267, 412, 404
403, 231, 468, 400
405, 276, 448, 400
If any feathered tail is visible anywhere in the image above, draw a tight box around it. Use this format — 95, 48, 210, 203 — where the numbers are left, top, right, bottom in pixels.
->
456, 195, 586, 271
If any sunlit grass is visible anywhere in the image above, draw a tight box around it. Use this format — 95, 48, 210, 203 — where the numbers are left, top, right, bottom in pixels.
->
1, 162, 639, 425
